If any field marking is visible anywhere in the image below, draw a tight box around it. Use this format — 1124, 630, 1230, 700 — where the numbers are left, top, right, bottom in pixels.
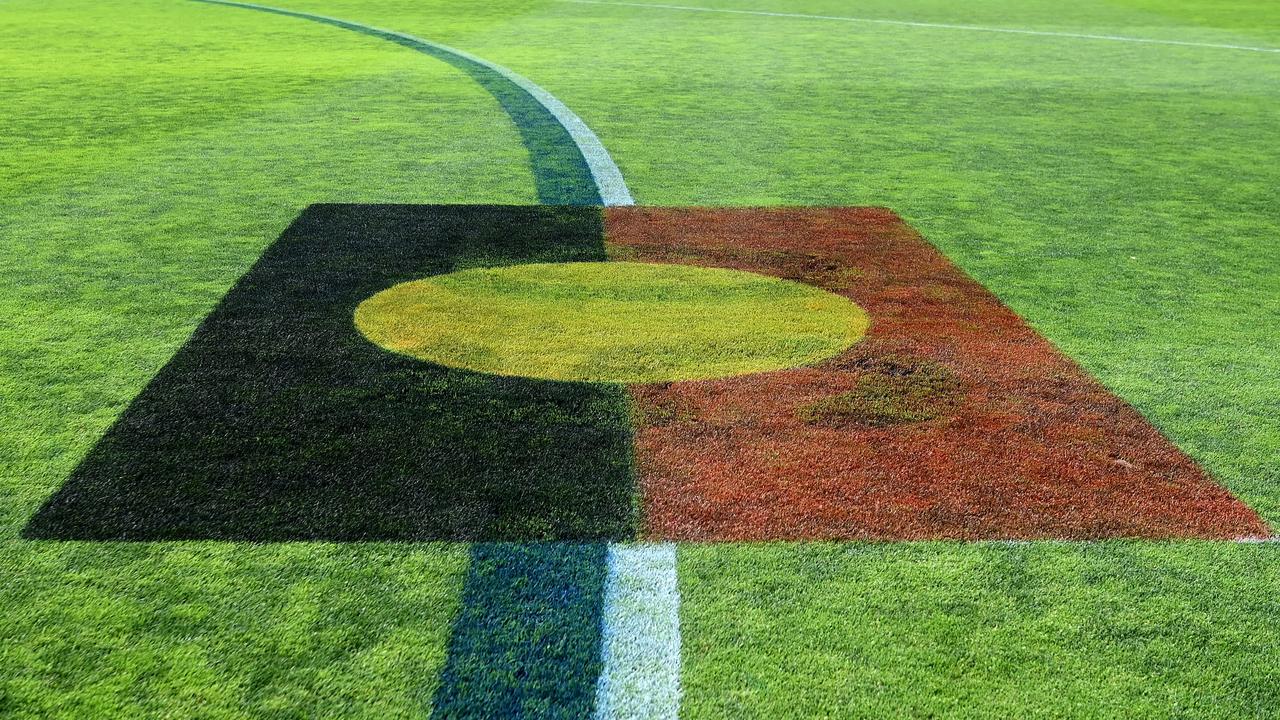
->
595, 543, 682, 720
193, 0, 634, 205
561, 0, 1280, 55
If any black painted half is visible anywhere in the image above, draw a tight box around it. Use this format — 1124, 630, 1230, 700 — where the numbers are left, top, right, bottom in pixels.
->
24, 204, 638, 541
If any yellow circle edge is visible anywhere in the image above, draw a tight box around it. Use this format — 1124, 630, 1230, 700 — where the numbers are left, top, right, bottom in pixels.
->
354, 261, 869, 384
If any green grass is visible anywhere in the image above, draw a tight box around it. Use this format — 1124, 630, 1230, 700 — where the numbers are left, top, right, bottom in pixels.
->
354, 261, 866, 383
3, 0, 1279, 716
679, 542, 1280, 719
0, 543, 469, 718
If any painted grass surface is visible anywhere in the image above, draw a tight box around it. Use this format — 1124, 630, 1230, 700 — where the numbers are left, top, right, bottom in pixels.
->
595, 544, 682, 720
279, 0, 1280, 525
610, 207, 1268, 541
2, 0, 1280, 715
679, 542, 1280, 719
355, 261, 865, 383
23, 205, 638, 543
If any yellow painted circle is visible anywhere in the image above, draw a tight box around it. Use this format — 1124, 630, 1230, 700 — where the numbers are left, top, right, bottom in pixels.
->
354, 262, 867, 383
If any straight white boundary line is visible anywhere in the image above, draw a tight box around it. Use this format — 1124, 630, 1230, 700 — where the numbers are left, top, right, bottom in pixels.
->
561, 0, 1280, 55
981, 537, 1280, 545
595, 543, 682, 720
197, 0, 635, 205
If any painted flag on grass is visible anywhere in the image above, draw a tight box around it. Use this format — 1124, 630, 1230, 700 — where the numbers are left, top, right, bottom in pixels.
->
25, 205, 1268, 543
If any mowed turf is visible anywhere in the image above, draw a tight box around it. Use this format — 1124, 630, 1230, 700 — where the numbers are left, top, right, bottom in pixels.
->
3, 0, 1280, 718
679, 542, 1280, 719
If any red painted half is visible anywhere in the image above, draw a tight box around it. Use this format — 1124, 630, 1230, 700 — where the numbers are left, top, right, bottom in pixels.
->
606, 207, 1270, 541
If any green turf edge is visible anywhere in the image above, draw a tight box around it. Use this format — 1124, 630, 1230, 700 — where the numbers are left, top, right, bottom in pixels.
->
677, 540, 1280, 720
0, 543, 469, 719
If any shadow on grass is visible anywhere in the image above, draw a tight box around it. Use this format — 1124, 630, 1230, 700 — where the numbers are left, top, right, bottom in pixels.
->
433, 543, 608, 718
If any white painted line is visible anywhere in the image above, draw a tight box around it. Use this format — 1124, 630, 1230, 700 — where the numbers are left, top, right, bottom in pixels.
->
980, 537, 1280, 545
595, 543, 682, 720
561, 0, 1280, 55
197, 0, 635, 205
446, 47, 635, 206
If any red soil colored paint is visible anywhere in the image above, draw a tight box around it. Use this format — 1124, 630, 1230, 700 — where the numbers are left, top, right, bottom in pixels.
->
605, 207, 1270, 541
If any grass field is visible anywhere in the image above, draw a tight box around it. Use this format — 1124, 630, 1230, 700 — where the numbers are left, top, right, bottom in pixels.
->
2, 0, 1279, 717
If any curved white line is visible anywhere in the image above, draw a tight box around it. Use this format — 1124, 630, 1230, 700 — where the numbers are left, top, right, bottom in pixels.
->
437, 41, 635, 206
199, 0, 634, 205
562, 0, 1280, 55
